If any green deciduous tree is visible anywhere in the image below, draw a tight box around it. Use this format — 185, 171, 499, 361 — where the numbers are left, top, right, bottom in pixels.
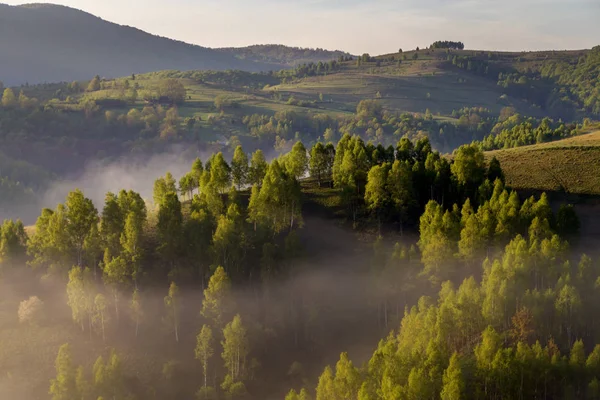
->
287, 141, 309, 179
93, 293, 108, 342
66, 266, 94, 332
196, 325, 214, 395
364, 163, 390, 234
316, 366, 335, 400
153, 172, 177, 207
1, 88, 17, 108
0, 219, 27, 267
231, 146, 249, 189
87, 75, 101, 92
49, 344, 76, 400
222, 314, 249, 383
310, 142, 329, 186
130, 288, 143, 338
249, 150, 268, 187
157, 192, 183, 269
164, 282, 182, 342
210, 152, 232, 194
201, 266, 232, 328
441, 352, 463, 400
65, 189, 98, 267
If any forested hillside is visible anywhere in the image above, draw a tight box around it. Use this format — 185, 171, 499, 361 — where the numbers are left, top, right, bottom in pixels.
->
0, 3, 275, 85
217, 45, 352, 66
0, 130, 594, 399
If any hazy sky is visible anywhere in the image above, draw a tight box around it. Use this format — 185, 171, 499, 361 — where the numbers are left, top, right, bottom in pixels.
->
5, 0, 600, 54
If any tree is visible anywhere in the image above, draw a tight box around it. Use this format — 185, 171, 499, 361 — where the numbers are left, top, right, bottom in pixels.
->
102, 252, 129, 324
18, 296, 44, 325
49, 344, 76, 400
210, 152, 232, 194
247, 185, 262, 231
510, 307, 534, 344
87, 75, 101, 92
195, 325, 214, 395
93, 293, 108, 342
365, 164, 390, 234
130, 288, 143, 338
333, 352, 360, 399
487, 157, 504, 183
157, 192, 183, 268
451, 144, 486, 194
153, 172, 177, 207
105, 349, 124, 399
286, 389, 299, 400
310, 143, 329, 186
201, 266, 232, 328
249, 150, 268, 186
75, 366, 90, 400
0, 219, 28, 266
161, 107, 180, 139
93, 356, 107, 396
100, 192, 123, 255
287, 141, 309, 179
1, 88, 17, 108
65, 189, 98, 267
441, 352, 463, 400
66, 266, 93, 332
158, 78, 186, 104
458, 213, 485, 264
557, 204, 580, 238
387, 160, 415, 234
212, 212, 242, 273
121, 212, 144, 285
316, 366, 335, 400
164, 282, 182, 342
222, 314, 249, 383
191, 158, 204, 191
231, 146, 249, 189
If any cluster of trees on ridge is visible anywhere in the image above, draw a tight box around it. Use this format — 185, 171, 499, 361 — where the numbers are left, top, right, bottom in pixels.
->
430, 41, 465, 50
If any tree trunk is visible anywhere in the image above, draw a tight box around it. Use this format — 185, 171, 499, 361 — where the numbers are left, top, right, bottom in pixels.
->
101, 312, 106, 342
384, 301, 388, 329
113, 290, 120, 325
203, 357, 208, 390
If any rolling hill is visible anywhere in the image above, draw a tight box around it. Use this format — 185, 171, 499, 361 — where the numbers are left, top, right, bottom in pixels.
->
218, 44, 351, 66
487, 130, 600, 195
0, 3, 346, 85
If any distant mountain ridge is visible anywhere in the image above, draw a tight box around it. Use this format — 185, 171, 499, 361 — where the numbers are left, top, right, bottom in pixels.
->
0, 3, 348, 85
218, 44, 352, 66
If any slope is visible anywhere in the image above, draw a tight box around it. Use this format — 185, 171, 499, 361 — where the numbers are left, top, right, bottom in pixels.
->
0, 3, 278, 85
487, 130, 600, 195
218, 44, 351, 66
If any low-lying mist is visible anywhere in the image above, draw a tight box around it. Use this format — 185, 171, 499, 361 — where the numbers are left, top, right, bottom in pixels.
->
4, 146, 209, 224
0, 213, 424, 400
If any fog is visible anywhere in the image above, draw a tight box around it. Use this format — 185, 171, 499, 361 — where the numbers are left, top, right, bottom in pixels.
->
5, 146, 211, 225
0, 210, 424, 400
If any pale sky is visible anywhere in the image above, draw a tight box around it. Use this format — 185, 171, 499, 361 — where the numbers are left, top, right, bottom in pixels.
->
5, 0, 600, 54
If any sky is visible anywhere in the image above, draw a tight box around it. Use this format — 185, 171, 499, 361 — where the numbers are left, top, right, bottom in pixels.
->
4, 0, 600, 54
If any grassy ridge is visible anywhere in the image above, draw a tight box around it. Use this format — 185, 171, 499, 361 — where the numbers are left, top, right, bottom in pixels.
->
487, 130, 600, 194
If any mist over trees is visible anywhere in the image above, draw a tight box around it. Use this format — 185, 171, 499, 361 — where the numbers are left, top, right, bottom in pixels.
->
0, 128, 596, 399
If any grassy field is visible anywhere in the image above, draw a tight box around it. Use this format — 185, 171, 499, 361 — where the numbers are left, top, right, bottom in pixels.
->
268, 60, 543, 117
487, 130, 600, 195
